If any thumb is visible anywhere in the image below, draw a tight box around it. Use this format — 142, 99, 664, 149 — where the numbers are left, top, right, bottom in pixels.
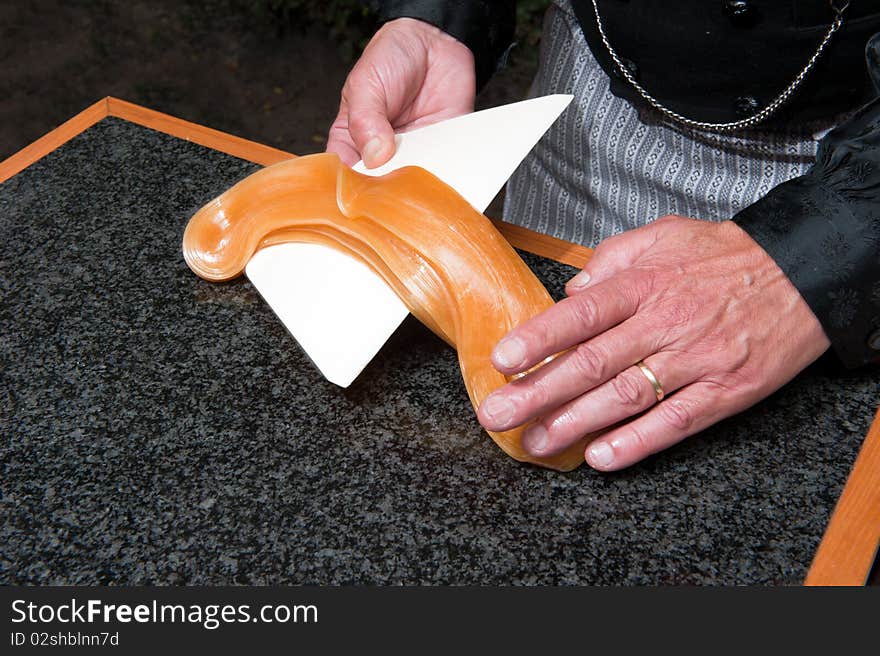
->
344, 81, 397, 168
565, 218, 672, 295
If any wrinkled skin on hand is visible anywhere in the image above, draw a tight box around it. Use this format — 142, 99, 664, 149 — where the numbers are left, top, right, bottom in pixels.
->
477, 215, 831, 471
326, 17, 476, 168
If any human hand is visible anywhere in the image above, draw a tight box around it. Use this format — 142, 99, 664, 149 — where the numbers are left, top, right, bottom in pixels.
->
326, 17, 476, 168
477, 216, 831, 471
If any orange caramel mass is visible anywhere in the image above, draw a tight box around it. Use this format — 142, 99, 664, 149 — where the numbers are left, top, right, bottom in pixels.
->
182, 153, 588, 471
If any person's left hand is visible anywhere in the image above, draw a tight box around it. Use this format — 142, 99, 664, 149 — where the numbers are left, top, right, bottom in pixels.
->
477, 215, 831, 471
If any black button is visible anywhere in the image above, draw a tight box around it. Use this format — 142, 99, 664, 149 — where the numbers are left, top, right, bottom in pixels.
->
723, 1, 759, 26
868, 329, 880, 351
734, 95, 760, 117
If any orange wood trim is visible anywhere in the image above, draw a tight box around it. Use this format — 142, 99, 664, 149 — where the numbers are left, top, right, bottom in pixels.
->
492, 219, 592, 269
0, 98, 109, 184
806, 405, 880, 586
2, 98, 877, 585
106, 97, 293, 167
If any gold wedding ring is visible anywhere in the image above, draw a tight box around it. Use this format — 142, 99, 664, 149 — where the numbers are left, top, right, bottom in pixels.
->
636, 360, 665, 402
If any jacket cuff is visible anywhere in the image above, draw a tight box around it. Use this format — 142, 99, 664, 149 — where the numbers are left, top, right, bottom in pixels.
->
379, 1, 515, 90
732, 95, 880, 368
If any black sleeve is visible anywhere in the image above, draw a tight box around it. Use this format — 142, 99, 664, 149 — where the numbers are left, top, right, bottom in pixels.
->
378, 1, 516, 90
732, 33, 880, 368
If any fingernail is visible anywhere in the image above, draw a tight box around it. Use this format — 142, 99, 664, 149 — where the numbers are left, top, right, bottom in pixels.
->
362, 137, 385, 167
493, 337, 526, 369
587, 441, 615, 468
481, 393, 516, 427
567, 270, 591, 291
523, 424, 549, 455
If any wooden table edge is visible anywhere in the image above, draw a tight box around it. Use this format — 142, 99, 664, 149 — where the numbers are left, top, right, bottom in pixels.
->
2, 97, 877, 585
806, 404, 880, 585
0, 98, 109, 183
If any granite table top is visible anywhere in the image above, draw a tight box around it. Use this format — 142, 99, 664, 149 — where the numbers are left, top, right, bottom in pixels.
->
1, 117, 877, 585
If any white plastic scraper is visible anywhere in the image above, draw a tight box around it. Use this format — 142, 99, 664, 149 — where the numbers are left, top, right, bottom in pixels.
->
245, 94, 573, 387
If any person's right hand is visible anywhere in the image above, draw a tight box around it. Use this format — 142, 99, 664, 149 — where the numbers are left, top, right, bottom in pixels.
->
326, 18, 476, 168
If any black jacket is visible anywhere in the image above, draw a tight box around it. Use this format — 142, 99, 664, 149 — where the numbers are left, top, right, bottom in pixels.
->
379, 0, 880, 368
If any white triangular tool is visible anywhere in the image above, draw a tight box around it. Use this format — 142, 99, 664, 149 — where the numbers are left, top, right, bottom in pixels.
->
245, 94, 572, 387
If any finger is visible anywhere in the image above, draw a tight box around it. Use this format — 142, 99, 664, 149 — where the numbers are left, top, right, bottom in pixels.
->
565, 215, 681, 295
479, 313, 669, 432
583, 381, 728, 471
326, 112, 362, 166
492, 273, 642, 375
519, 352, 697, 457
342, 79, 397, 168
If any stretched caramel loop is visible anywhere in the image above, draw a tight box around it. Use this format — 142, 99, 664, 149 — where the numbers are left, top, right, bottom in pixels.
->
183, 153, 587, 470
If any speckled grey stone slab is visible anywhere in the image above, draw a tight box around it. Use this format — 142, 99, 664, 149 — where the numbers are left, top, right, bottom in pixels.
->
1, 118, 877, 585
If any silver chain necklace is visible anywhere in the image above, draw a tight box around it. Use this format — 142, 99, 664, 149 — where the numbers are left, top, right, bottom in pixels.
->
589, 0, 851, 132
